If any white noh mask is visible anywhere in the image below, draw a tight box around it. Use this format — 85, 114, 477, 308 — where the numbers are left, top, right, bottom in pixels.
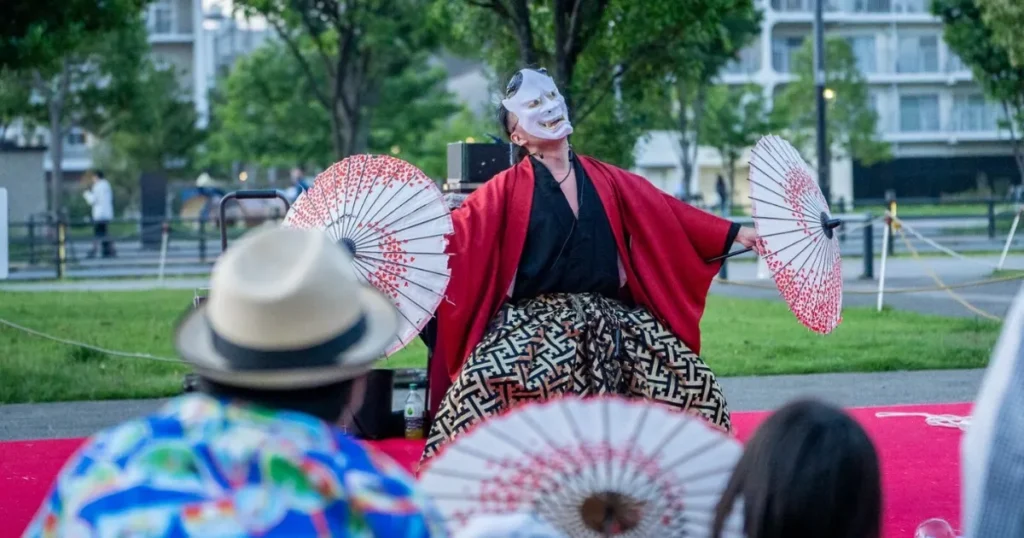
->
501, 69, 574, 141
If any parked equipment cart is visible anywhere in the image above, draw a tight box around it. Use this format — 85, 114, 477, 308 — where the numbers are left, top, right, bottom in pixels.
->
182, 189, 291, 392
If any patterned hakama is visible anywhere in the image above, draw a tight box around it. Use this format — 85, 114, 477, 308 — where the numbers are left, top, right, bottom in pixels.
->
422, 293, 731, 463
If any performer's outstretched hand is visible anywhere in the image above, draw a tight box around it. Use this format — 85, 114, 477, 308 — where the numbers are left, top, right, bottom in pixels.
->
736, 226, 759, 249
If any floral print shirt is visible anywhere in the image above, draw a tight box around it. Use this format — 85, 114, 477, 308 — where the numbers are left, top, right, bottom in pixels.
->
24, 393, 447, 537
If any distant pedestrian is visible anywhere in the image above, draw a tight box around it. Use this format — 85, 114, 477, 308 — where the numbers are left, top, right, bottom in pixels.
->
716, 174, 729, 215
82, 170, 115, 258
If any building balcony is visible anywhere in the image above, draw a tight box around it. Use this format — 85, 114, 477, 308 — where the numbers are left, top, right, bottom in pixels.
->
768, 0, 937, 22
145, 0, 195, 43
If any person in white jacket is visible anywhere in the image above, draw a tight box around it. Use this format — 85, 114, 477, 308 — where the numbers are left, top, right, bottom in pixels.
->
82, 170, 116, 258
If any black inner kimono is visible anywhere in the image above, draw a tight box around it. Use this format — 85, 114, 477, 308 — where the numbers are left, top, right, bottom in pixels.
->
510, 154, 620, 302
419, 156, 740, 350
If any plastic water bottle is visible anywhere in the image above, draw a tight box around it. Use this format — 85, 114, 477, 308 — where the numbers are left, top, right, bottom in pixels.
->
404, 384, 425, 440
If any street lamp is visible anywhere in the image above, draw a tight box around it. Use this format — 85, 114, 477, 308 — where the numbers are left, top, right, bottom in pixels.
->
813, 0, 832, 204
823, 88, 836, 101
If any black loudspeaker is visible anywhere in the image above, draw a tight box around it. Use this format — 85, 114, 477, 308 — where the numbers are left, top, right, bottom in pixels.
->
347, 369, 398, 439
446, 142, 515, 192
139, 172, 168, 249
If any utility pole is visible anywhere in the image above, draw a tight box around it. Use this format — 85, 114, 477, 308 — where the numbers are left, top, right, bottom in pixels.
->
813, 0, 832, 204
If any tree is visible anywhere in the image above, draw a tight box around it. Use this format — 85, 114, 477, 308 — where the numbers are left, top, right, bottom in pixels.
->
92, 63, 204, 211
233, 0, 443, 158
774, 37, 891, 170
978, 0, 1024, 68
18, 18, 151, 216
204, 39, 465, 179
934, 0, 1024, 184
0, 0, 148, 71
0, 70, 35, 141
671, 9, 762, 197
414, 109, 499, 179
700, 84, 779, 212
435, 0, 759, 166
203, 41, 334, 172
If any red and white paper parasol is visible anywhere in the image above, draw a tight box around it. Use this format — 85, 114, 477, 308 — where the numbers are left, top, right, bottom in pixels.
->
419, 397, 745, 538
747, 135, 843, 334
283, 154, 452, 355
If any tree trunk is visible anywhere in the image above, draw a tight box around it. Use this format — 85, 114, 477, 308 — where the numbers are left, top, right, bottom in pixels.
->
724, 155, 737, 217
46, 61, 71, 219
1002, 100, 1024, 185
677, 79, 708, 199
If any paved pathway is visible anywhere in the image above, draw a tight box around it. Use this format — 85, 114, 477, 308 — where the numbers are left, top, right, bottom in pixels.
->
0, 368, 984, 441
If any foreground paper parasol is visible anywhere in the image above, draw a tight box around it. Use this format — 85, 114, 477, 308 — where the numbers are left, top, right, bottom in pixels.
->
283, 154, 452, 355
419, 397, 745, 538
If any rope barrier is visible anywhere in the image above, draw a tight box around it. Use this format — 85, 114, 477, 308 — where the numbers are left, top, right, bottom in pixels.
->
0, 318, 184, 364
714, 271, 1024, 295
875, 412, 971, 431
895, 227, 1002, 321
891, 216, 1001, 269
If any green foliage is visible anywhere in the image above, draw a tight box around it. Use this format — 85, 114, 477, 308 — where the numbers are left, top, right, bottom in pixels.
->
93, 64, 204, 211
434, 0, 760, 167
700, 84, 779, 198
203, 38, 466, 179
233, 0, 446, 158
934, 0, 1024, 181
203, 42, 333, 171
368, 64, 463, 177
978, 0, 1024, 68
0, 0, 149, 71
774, 37, 891, 167
395, 108, 494, 181
669, 7, 762, 196
0, 69, 35, 140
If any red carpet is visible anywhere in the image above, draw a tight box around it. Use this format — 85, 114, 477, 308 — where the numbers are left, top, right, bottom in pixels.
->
0, 403, 966, 537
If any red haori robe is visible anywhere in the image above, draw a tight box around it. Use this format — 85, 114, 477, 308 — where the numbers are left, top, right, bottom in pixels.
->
428, 155, 734, 415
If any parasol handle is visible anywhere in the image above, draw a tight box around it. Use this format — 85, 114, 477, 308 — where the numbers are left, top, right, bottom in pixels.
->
706, 247, 752, 263
705, 215, 843, 264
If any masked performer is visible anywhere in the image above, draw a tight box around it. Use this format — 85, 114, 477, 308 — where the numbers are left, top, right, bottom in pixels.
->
422, 68, 758, 463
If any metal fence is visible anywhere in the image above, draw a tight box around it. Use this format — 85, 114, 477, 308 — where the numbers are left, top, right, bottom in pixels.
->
4, 196, 1022, 281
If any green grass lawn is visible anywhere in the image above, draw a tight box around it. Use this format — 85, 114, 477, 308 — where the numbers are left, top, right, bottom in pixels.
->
0, 289, 1002, 404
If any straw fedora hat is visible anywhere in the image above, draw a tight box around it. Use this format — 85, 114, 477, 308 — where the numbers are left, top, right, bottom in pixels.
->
174, 225, 398, 389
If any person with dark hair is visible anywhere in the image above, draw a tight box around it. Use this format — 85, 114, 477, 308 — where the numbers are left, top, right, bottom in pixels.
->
712, 399, 882, 538
422, 67, 759, 463
25, 226, 446, 537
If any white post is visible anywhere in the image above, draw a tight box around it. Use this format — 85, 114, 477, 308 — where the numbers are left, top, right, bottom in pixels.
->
997, 208, 1021, 270
757, 255, 770, 279
0, 188, 7, 280
158, 222, 170, 284
876, 222, 891, 312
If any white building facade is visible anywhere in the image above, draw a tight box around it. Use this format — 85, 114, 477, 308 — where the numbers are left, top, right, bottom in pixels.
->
635, 0, 1018, 205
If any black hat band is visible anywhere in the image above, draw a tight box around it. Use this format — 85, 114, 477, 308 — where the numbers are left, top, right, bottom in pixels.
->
210, 314, 368, 371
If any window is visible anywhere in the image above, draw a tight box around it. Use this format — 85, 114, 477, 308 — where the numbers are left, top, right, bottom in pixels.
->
65, 129, 87, 146
846, 36, 877, 73
852, 0, 892, 12
869, 90, 886, 132
897, 35, 939, 73
772, 36, 805, 73
722, 45, 761, 75
146, 0, 174, 35
946, 52, 968, 73
771, 0, 812, 12
895, 0, 928, 12
952, 94, 1001, 131
899, 94, 940, 132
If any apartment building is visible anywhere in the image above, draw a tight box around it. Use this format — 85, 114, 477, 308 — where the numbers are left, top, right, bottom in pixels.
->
637, 0, 1020, 204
